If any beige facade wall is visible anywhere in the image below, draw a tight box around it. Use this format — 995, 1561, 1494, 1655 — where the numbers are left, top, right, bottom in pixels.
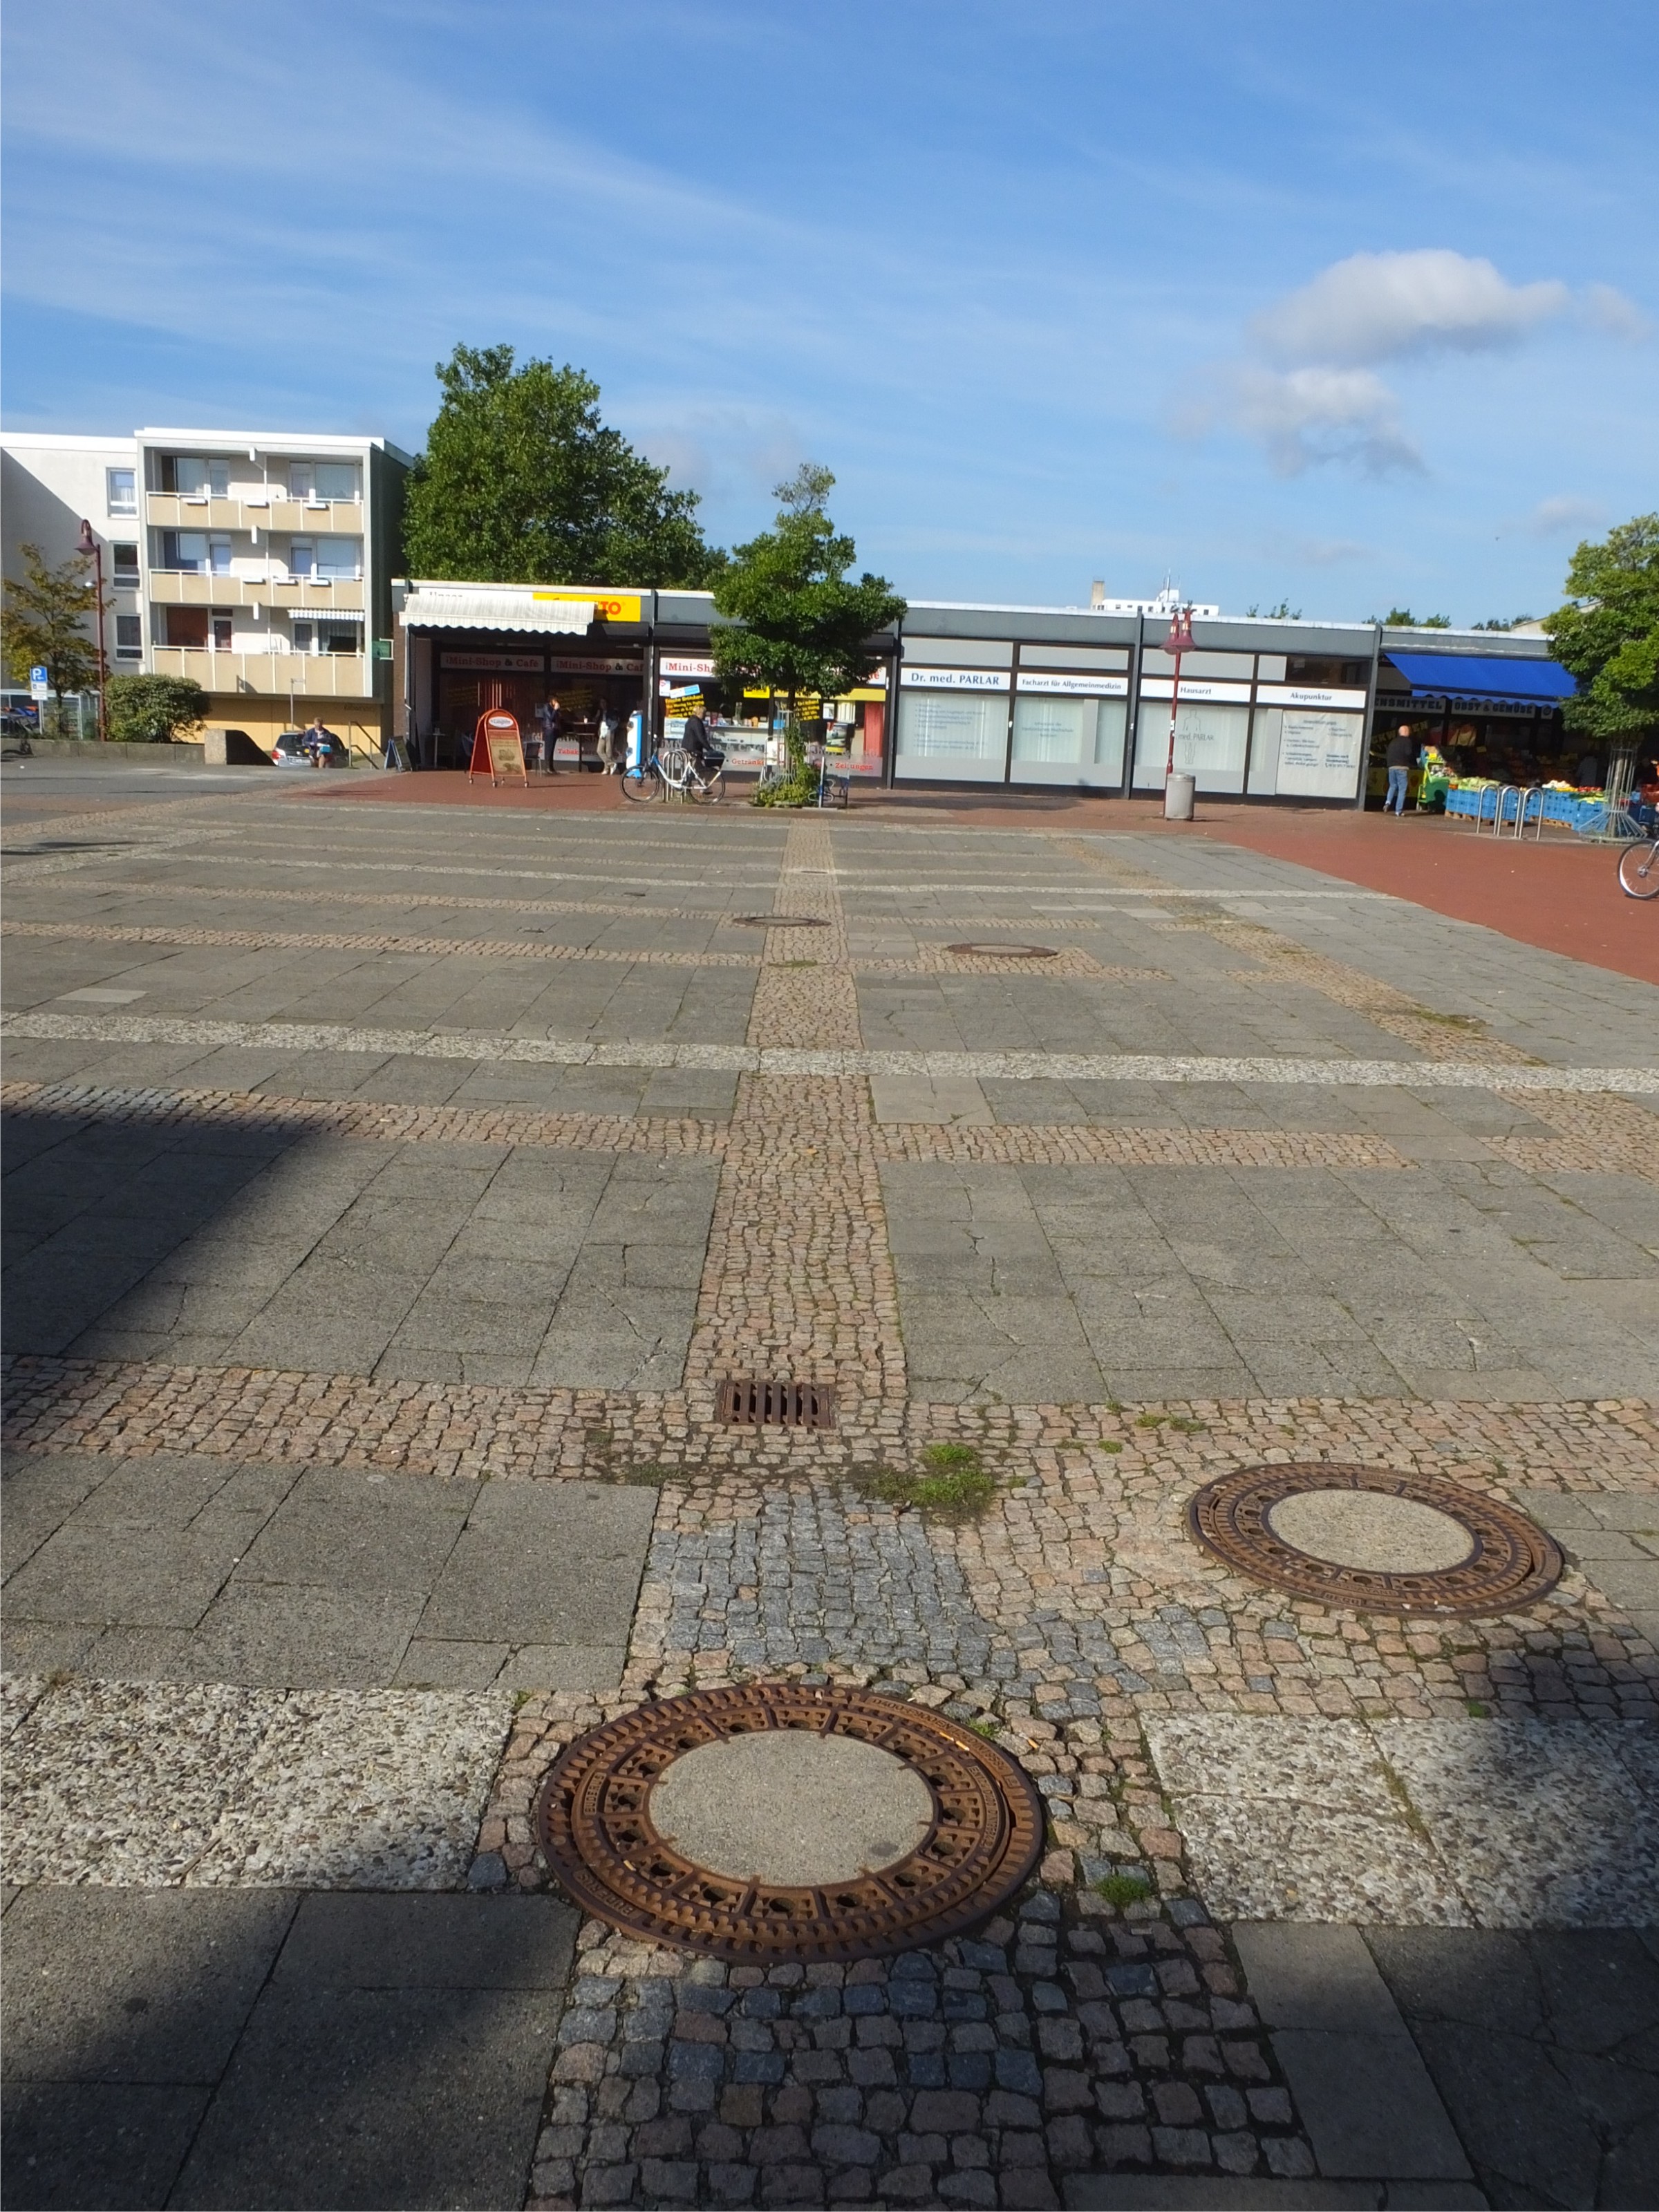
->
198, 691, 388, 760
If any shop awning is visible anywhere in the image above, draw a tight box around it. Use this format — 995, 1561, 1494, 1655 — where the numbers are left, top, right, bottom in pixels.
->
401, 585, 595, 634
1383, 652, 1576, 702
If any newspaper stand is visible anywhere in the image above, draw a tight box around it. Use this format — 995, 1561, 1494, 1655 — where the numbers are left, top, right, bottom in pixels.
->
469, 709, 528, 787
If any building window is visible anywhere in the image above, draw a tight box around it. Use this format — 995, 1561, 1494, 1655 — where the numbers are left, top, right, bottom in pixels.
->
106, 468, 137, 516
171, 456, 229, 498
166, 606, 209, 649
314, 536, 362, 580
208, 534, 233, 575
315, 461, 360, 503
115, 615, 142, 659
287, 538, 315, 577
321, 622, 359, 654
161, 529, 209, 572
292, 621, 314, 655
211, 611, 234, 651
112, 542, 140, 584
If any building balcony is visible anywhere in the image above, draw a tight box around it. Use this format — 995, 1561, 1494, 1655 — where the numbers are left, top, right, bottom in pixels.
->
147, 572, 366, 612
146, 492, 364, 533
149, 646, 377, 699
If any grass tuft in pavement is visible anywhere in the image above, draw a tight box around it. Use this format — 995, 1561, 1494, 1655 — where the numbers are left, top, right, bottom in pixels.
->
852, 1443, 997, 1520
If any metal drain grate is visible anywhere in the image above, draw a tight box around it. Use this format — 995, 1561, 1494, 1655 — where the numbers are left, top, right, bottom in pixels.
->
944, 941, 1058, 959
734, 915, 830, 928
717, 1378, 838, 1429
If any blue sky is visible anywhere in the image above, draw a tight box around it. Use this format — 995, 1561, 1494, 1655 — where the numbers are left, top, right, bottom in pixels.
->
4, 0, 1654, 622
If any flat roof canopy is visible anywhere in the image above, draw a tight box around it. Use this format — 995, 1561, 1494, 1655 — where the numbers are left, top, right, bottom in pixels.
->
402, 584, 594, 634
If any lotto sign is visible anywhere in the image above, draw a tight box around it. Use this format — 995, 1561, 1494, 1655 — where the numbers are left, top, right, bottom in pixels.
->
469, 709, 527, 786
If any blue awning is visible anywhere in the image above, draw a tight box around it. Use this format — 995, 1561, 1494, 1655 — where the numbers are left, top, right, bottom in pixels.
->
1383, 652, 1576, 701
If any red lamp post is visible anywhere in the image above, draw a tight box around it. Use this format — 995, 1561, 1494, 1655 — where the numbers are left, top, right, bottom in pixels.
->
77, 519, 109, 743
1161, 601, 1194, 780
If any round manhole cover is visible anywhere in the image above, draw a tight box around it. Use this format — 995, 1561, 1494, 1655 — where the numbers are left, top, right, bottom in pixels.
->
944, 942, 1058, 959
733, 915, 829, 928
534, 1682, 1045, 1962
1187, 1462, 1563, 1616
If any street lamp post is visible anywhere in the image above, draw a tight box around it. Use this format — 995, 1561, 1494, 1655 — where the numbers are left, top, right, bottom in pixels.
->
76, 520, 109, 743
1162, 601, 1194, 781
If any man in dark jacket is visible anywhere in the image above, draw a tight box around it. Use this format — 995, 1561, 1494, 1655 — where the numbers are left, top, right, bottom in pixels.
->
1385, 724, 1415, 815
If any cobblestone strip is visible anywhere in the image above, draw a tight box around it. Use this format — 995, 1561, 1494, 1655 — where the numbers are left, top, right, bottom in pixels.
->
873, 1123, 1410, 1170
679, 1075, 908, 1411
1487, 1087, 1659, 1182
857, 950, 1161, 980
747, 818, 861, 1053
1, 882, 740, 926
0, 1079, 729, 1157
519, 1896, 1311, 2210
3, 919, 1165, 984
675, 821, 906, 1410
8, 1353, 1655, 1494
1, 918, 760, 969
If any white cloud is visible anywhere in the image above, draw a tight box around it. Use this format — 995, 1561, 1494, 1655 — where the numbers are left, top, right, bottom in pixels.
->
1188, 363, 1421, 478
1187, 247, 1642, 479
1250, 250, 1570, 367
1515, 494, 1605, 539
1582, 283, 1651, 340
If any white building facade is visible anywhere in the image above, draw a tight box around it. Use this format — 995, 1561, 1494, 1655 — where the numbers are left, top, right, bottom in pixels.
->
1, 433, 144, 703
3, 427, 412, 756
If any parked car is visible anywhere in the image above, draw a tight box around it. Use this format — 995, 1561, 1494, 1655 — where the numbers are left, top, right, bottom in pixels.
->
272, 729, 348, 767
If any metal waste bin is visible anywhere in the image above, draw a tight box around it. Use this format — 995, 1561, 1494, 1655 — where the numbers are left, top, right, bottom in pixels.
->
1164, 772, 1195, 821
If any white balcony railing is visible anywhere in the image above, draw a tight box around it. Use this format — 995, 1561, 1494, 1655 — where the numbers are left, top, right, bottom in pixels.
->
149, 647, 376, 698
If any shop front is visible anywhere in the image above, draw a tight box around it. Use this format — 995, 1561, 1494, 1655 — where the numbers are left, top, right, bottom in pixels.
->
396, 582, 650, 767
1368, 649, 1579, 805
391, 579, 1576, 809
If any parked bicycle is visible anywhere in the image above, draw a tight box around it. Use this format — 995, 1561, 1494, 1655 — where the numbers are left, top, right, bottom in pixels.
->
621, 738, 725, 804
1617, 839, 1659, 899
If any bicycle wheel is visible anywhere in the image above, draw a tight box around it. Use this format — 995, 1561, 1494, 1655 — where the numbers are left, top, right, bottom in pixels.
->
688, 769, 725, 804
621, 764, 662, 803
1618, 841, 1659, 898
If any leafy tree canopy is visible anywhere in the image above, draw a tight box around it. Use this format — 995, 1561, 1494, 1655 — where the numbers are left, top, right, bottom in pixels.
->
402, 344, 721, 588
1245, 599, 1301, 619
106, 673, 209, 743
1373, 607, 1451, 628
710, 464, 906, 707
1471, 614, 1534, 632
1545, 514, 1659, 742
1, 543, 99, 701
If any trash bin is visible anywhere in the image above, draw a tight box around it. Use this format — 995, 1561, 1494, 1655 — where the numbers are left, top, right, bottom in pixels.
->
1164, 772, 1195, 821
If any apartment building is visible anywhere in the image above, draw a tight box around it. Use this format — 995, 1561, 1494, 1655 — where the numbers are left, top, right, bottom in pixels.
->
137, 429, 412, 756
3, 427, 412, 757
1, 432, 145, 696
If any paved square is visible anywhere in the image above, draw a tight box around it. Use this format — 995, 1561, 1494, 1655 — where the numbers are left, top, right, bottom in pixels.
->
3, 765, 1656, 2209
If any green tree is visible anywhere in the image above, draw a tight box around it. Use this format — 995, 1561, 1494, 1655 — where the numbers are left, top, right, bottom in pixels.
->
1373, 607, 1451, 628
106, 673, 209, 744
402, 344, 721, 588
1, 542, 99, 718
1471, 615, 1533, 632
711, 465, 905, 803
1545, 514, 1659, 745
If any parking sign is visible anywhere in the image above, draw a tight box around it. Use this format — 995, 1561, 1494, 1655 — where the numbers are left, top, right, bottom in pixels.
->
29, 664, 50, 702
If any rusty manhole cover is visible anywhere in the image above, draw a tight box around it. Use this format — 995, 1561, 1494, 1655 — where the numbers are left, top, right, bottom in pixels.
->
733, 914, 829, 927
535, 1682, 1044, 1962
1188, 1462, 1564, 1617
944, 941, 1058, 959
